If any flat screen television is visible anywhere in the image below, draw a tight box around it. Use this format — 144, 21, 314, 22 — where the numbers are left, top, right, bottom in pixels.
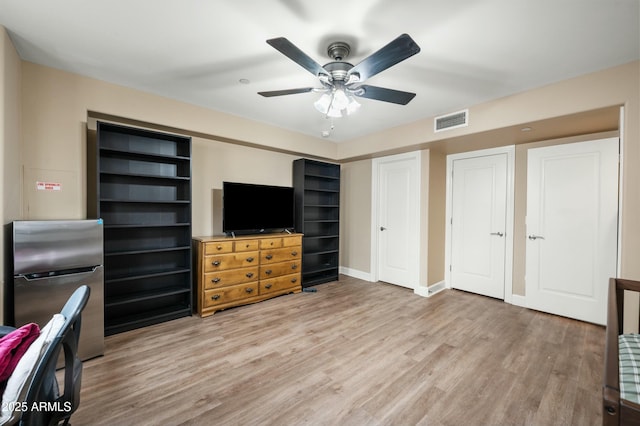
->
222, 181, 295, 235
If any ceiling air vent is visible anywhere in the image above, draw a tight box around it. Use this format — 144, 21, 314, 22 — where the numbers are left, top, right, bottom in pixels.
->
434, 109, 469, 132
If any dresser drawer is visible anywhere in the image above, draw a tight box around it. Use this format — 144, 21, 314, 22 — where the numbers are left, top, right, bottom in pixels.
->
282, 235, 302, 247
204, 266, 259, 290
204, 283, 259, 308
204, 251, 259, 272
204, 240, 234, 255
261, 273, 301, 295
260, 260, 300, 279
235, 240, 259, 252
260, 237, 282, 249
261, 246, 301, 264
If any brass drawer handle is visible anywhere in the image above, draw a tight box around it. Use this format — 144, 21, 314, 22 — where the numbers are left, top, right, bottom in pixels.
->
246, 287, 254, 293
212, 260, 221, 266
216, 245, 223, 250
265, 284, 272, 289
265, 269, 272, 275
211, 294, 220, 300
291, 264, 298, 270
291, 278, 297, 283
265, 254, 273, 260
246, 257, 254, 262
212, 278, 221, 283
246, 272, 254, 278
291, 251, 298, 256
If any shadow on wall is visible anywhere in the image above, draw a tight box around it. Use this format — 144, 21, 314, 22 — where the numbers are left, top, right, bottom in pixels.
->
212, 188, 223, 235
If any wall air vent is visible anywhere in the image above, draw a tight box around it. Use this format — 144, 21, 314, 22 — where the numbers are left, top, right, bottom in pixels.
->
434, 109, 469, 132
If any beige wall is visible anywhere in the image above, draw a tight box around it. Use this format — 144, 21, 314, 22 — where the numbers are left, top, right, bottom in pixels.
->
20, 61, 337, 222
337, 61, 638, 161
418, 149, 430, 288
190, 136, 299, 236
339, 61, 640, 295
339, 150, 432, 289
427, 149, 446, 286
3, 24, 639, 322
339, 159, 372, 276
1, 27, 21, 320
3, 51, 335, 322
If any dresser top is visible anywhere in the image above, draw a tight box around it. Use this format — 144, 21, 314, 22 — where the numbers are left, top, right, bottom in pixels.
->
193, 233, 303, 243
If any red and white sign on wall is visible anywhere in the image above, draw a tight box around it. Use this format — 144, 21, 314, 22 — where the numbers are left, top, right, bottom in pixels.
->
36, 181, 62, 191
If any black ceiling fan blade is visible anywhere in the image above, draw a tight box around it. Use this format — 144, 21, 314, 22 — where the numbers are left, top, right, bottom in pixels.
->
258, 87, 315, 97
354, 85, 417, 105
347, 34, 420, 82
266, 37, 329, 78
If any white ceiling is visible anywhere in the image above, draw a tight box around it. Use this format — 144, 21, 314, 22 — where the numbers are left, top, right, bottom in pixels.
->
1, 0, 638, 142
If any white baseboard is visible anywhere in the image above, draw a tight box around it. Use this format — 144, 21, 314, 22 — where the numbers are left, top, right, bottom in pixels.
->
414, 286, 429, 297
339, 266, 373, 282
510, 294, 526, 307
415, 280, 446, 298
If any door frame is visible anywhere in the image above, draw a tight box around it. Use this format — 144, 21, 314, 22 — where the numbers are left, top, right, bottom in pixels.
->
617, 106, 625, 277
445, 146, 515, 303
370, 151, 422, 289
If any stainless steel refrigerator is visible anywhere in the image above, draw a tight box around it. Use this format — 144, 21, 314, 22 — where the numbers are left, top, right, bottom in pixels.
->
10, 220, 105, 360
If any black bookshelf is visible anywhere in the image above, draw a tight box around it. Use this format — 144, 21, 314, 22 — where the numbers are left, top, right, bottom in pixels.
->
88, 122, 192, 335
293, 159, 340, 287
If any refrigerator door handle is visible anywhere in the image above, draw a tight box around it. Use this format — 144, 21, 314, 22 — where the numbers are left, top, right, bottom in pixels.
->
19, 265, 101, 281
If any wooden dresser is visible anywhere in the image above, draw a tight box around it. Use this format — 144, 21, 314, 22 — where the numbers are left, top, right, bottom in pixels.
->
192, 233, 302, 317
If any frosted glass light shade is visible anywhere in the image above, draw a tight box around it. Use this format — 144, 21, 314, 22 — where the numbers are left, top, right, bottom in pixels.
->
313, 89, 360, 118
346, 98, 361, 114
314, 93, 332, 114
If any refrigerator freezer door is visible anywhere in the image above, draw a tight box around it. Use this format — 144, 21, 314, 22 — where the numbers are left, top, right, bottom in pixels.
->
13, 220, 103, 275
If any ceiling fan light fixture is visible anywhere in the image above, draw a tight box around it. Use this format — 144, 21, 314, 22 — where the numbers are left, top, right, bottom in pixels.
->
314, 88, 360, 118
261, 34, 421, 123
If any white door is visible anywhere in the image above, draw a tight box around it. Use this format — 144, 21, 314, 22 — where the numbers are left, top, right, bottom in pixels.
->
375, 153, 419, 289
526, 138, 618, 325
450, 153, 508, 299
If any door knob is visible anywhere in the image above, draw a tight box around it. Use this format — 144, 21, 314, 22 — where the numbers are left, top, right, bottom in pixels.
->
380, 226, 387, 231
490, 232, 504, 237
528, 234, 545, 240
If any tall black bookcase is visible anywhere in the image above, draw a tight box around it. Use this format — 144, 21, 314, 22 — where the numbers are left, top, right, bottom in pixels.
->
293, 158, 340, 287
88, 122, 192, 335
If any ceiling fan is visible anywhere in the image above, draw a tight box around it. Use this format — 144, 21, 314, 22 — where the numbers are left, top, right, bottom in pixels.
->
258, 34, 421, 118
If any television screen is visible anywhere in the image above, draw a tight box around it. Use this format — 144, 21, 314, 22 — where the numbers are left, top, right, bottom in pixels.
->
222, 181, 295, 234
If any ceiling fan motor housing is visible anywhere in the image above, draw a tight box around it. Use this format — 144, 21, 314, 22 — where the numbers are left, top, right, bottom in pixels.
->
323, 61, 354, 82
327, 41, 350, 61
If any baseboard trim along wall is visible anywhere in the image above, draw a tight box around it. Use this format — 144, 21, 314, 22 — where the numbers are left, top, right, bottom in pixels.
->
339, 268, 529, 308
510, 294, 526, 307
339, 268, 447, 299
424, 281, 446, 297
339, 266, 372, 282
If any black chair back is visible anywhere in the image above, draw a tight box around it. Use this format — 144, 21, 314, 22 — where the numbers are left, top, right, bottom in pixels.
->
18, 285, 90, 426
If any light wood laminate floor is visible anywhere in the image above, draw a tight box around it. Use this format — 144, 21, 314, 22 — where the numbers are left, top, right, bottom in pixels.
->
72, 276, 604, 425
